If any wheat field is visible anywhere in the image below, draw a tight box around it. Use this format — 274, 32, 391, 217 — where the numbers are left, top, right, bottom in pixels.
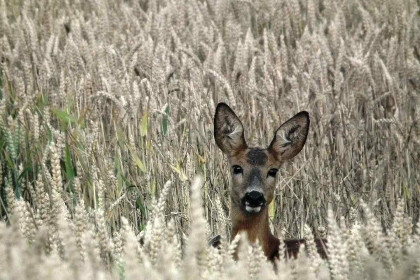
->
0, 0, 419, 279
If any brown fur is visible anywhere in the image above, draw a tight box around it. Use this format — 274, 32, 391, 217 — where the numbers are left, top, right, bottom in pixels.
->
231, 207, 280, 260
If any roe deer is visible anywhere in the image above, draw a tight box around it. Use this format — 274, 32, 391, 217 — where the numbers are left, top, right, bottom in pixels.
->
212, 103, 326, 261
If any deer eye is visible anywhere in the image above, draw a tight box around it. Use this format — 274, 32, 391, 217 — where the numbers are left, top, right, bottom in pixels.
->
267, 168, 278, 177
232, 165, 243, 175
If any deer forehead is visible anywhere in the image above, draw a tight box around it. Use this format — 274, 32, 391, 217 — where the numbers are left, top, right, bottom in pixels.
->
247, 148, 268, 165
230, 148, 277, 168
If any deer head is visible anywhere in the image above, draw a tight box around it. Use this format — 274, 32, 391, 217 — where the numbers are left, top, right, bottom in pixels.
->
214, 102, 309, 216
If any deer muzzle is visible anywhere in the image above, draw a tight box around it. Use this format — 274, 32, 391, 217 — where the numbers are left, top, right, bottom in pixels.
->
242, 191, 266, 213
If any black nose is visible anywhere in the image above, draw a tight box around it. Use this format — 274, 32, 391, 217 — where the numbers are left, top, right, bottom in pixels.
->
243, 191, 266, 207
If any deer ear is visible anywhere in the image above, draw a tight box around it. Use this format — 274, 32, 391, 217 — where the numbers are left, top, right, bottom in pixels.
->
214, 103, 247, 155
268, 111, 310, 161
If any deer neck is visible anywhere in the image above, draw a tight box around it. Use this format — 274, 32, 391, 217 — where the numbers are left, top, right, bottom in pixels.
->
231, 206, 280, 260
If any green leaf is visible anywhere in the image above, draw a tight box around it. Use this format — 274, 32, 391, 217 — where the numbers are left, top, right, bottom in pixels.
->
133, 154, 146, 172
117, 261, 126, 280
52, 109, 77, 125
0, 138, 6, 154
162, 105, 170, 136
115, 154, 132, 187
65, 143, 75, 182
140, 112, 149, 137
402, 183, 412, 200
0, 70, 3, 99
170, 163, 187, 182
18, 166, 32, 181
136, 196, 146, 216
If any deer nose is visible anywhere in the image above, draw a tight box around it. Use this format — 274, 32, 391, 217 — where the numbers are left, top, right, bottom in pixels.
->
243, 191, 266, 208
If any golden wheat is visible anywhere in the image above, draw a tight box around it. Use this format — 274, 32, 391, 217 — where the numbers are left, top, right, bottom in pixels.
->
0, 0, 419, 278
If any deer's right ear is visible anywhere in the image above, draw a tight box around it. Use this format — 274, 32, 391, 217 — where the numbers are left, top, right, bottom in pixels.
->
214, 103, 247, 156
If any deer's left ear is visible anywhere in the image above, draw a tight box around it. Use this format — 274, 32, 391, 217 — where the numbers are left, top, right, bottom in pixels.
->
268, 111, 310, 161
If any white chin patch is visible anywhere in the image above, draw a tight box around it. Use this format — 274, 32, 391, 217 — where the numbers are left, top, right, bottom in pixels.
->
245, 205, 261, 213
